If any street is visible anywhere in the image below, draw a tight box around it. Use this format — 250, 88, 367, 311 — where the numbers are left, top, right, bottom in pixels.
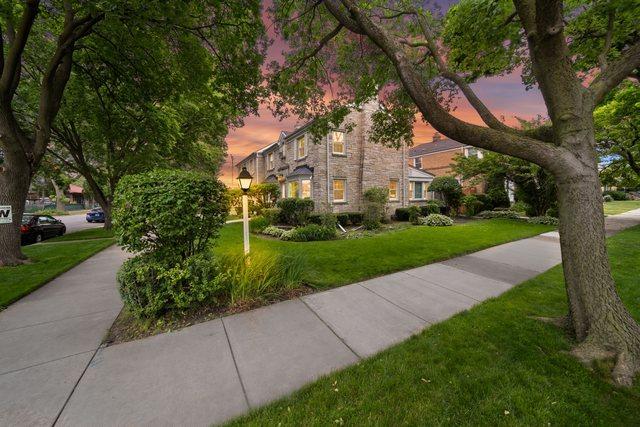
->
54, 213, 104, 234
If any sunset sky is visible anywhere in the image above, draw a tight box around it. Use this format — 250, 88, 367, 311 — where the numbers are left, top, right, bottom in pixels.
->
220, 2, 548, 186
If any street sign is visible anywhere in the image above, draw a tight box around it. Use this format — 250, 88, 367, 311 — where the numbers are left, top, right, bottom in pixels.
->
0, 206, 12, 224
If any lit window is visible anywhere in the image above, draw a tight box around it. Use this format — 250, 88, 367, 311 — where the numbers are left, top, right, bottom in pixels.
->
301, 179, 311, 198
333, 179, 346, 202
413, 157, 422, 169
332, 131, 345, 155
296, 136, 306, 159
389, 180, 398, 200
268, 152, 274, 169
288, 181, 299, 198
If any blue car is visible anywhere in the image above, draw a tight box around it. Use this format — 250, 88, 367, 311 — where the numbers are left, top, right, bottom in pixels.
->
86, 208, 105, 223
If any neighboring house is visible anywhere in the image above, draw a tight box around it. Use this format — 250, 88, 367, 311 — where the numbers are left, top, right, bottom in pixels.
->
235, 100, 435, 213
408, 134, 485, 194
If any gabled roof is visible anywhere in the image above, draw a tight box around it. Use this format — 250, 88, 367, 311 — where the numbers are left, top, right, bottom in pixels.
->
287, 165, 314, 178
408, 166, 435, 180
409, 138, 466, 157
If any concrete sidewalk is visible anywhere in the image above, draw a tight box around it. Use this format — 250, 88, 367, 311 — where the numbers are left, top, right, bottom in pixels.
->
2, 210, 639, 426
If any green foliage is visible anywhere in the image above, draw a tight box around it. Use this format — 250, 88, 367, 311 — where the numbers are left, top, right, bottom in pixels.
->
218, 253, 304, 304
336, 212, 365, 226
281, 224, 337, 242
33, 209, 66, 216
276, 198, 315, 226
546, 205, 559, 218
511, 201, 530, 214
603, 194, 614, 203
603, 190, 629, 201
461, 195, 484, 216
249, 216, 269, 233
408, 206, 422, 225
262, 226, 286, 238
428, 176, 463, 210
420, 202, 442, 216
117, 252, 225, 319
113, 169, 228, 260
394, 208, 411, 221
229, 184, 282, 216
477, 210, 520, 219
418, 214, 454, 227
527, 216, 559, 226
363, 187, 389, 229
262, 208, 282, 225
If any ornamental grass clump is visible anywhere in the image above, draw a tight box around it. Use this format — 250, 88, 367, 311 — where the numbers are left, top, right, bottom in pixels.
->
419, 214, 454, 227
113, 169, 229, 319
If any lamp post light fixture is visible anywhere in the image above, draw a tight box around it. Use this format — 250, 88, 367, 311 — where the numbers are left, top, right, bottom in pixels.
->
237, 166, 253, 255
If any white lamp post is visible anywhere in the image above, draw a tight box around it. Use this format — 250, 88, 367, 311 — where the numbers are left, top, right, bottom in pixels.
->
237, 166, 253, 255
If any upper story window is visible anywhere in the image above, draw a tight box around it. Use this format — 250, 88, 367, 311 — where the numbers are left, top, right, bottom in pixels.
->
413, 157, 422, 169
296, 136, 307, 159
331, 131, 346, 155
267, 152, 274, 170
389, 179, 398, 201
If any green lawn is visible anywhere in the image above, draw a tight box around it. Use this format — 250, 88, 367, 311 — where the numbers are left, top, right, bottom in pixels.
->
603, 200, 640, 215
48, 227, 115, 242
0, 231, 115, 309
229, 225, 640, 426
215, 219, 554, 288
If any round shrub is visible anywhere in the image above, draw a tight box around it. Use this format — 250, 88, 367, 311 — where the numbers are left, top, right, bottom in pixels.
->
276, 198, 314, 226
419, 214, 454, 226
363, 187, 389, 229
261, 225, 286, 238
511, 201, 530, 214
545, 205, 559, 218
394, 207, 410, 221
477, 210, 520, 219
428, 176, 462, 210
527, 216, 559, 226
420, 202, 441, 216
461, 195, 484, 216
262, 207, 281, 225
603, 190, 628, 201
113, 169, 228, 260
408, 205, 421, 224
281, 224, 336, 241
117, 252, 225, 319
603, 194, 614, 203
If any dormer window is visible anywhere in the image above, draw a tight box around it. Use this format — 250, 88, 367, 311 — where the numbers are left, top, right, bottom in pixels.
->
413, 157, 422, 169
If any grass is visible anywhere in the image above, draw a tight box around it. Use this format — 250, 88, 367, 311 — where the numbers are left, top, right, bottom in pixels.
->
0, 230, 115, 309
48, 227, 115, 242
229, 225, 640, 426
603, 200, 640, 215
214, 219, 554, 288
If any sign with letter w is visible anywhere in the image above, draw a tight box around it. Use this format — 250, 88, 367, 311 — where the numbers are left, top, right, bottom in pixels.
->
0, 206, 12, 224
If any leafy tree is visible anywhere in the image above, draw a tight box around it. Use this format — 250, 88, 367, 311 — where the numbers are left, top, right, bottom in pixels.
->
428, 176, 462, 212
270, 0, 640, 385
454, 151, 557, 216
594, 82, 640, 188
228, 183, 280, 216
0, 1, 265, 264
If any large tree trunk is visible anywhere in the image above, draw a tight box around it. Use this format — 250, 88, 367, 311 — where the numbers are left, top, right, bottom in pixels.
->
51, 179, 65, 212
555, 129, 640, 386
0, 146, 31, 266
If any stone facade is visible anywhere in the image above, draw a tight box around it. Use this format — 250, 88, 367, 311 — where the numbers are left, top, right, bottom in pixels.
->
235, 101, 432, 213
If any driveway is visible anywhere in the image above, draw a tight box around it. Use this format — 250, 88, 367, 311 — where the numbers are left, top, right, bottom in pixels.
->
54, 213, 103, 234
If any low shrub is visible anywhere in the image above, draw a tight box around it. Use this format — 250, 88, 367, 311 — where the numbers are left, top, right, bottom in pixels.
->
428, 176, 462, 211
217, 252, 304, 304
282, 224, 337, 241
363, 187, 389, 230
603, 194, 614, 203
421, 202, 441, 216
262, 207, 281, 225
527, 216, 559, 226
249, 216, 269, 233
418, 214, 454, 226
603, 190, 628, 201
408, 205, 421, 224
117, 252, 225, 319
394, 208, 410, 221
477, 210, 521, 219
461, 195, 484, 216
276, 198, 314, 226
348, 212, 364, 225
34, 208, 67, 216
309, 213, 338, 228
511, 201, 530, 214
546, 205, 559, 218
261, 225, 286, 238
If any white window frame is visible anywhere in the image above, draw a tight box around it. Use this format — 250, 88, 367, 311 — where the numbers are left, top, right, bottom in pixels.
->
300, 179, 312, 199
331, 130, 346, 155
389, 179, 399, 201
409, 181, 427, 200
332, 178, 346, 203
267, 152, 274, 170
413, 157, 422, 169
296, 135, 307, 159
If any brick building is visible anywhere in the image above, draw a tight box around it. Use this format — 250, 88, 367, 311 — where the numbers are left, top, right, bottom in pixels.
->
235, 100, 435, 213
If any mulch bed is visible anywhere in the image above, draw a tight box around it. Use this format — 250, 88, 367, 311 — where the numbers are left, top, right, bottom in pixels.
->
104, 286, 313, 346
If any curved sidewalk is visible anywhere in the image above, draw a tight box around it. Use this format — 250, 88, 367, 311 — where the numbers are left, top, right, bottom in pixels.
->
1, 209, 639, 426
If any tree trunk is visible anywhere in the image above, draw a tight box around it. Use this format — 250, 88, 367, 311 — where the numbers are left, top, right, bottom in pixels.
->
51, 179, 65, 212
0, 147, 31, 266
102, 202, 112, 230
556, 142, 640, 386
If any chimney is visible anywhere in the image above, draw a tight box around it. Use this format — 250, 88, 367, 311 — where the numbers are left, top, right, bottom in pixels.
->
432, 132, 441, 142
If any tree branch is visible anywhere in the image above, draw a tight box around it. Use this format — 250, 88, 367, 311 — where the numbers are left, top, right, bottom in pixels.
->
590, 42, 640, 106
597, 9, 615, 71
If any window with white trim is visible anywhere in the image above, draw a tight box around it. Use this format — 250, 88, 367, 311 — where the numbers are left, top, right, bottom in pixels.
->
413, 157, 422, 169
332, 179, 346, 202
331, 131, 346, 155
267, 152, 274, 170
296, 136, 307, 159
389, 179, 399, 200
409, 181, 427, 200
301, 179, 311, 198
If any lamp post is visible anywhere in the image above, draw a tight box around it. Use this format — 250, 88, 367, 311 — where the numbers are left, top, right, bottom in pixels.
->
237, 166, 253, 255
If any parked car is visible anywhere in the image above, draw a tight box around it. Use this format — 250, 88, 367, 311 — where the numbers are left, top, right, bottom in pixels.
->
20, 214, 66, 245
86, 208, 105, 223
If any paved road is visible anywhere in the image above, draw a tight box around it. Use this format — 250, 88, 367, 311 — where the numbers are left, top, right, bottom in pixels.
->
54, 213, 103, 234
1, 209, 639, 426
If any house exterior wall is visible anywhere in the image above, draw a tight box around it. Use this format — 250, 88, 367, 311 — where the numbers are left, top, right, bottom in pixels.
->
409, 147, 485, 195
236, 101, 409, 214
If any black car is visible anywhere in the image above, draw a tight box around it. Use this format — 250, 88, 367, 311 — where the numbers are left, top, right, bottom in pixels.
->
20, 214, 66, 245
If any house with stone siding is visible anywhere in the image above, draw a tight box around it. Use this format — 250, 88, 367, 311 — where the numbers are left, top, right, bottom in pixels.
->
235, 100, 435, 213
